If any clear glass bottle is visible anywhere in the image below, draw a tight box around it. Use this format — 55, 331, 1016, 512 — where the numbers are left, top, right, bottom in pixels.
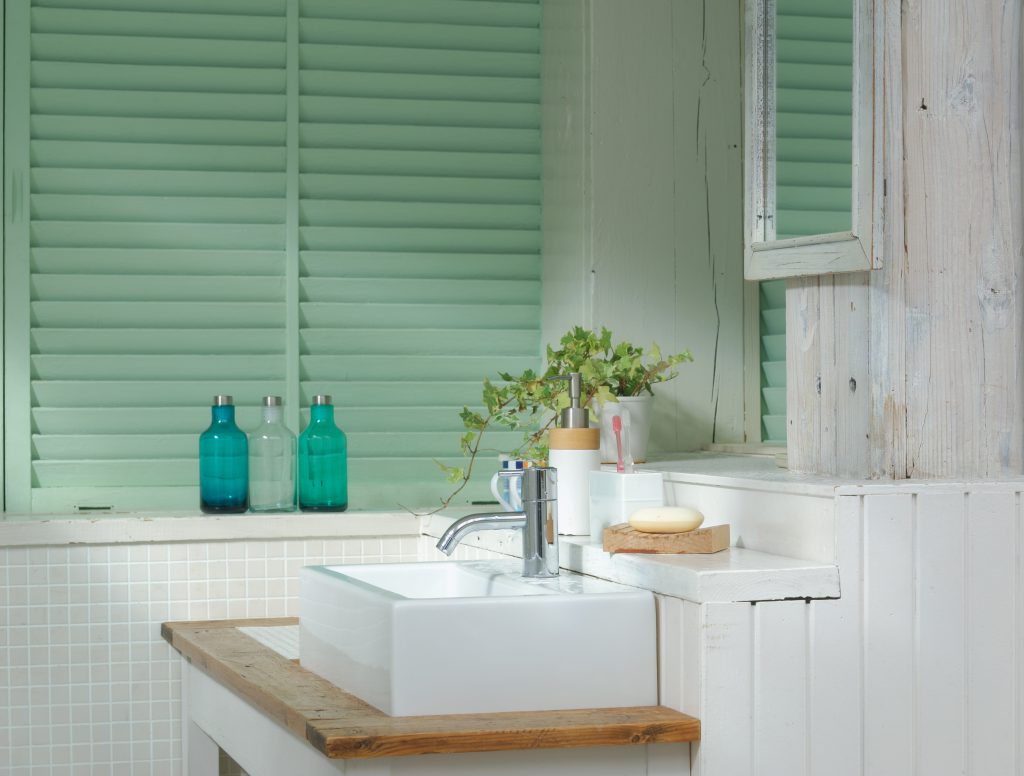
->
298, 394, 348, 512
248, 396, 296, 513
199, 395, 248, 514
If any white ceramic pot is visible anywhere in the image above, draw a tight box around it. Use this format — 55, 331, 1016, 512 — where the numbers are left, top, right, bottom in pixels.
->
593, 395, 654, 464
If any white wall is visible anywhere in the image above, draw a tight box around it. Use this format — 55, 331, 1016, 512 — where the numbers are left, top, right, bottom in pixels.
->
542, 0, 747, 454
0, 533, 431, 775
662, 482, 1024, 776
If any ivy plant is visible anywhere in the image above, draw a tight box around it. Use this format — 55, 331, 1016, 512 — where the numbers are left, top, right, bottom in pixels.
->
425, 327, 693, 513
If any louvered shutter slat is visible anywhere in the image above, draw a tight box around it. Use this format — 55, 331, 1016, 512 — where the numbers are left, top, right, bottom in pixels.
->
13, 0, 288, 511
294, 0, 540, 507
9, 0, 542, 512
760, 0, 853, 445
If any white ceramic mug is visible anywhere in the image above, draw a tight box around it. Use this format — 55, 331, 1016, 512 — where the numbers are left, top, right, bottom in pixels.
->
490, 458, 526, 511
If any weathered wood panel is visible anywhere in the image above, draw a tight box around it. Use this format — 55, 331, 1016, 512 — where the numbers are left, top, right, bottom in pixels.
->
787, 0, 1024, 479
541, 0, 745, 454
900, 0, 1024, 478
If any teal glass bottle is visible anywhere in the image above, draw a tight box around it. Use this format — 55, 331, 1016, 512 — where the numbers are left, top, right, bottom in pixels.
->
298, 395, 348, 512
199, 395, 249, 513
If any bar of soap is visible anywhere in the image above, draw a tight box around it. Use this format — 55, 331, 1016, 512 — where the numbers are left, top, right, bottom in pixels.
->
628, 506, 705, 534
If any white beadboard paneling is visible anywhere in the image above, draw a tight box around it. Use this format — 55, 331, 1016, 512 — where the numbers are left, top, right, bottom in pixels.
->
693, 602, 754, 776
915, 491, 966, 776
965, 490, 1017, 775
807, 495, 862, 776
862, 493, 915, 775
1019, 491, 1024, 776
753, 600, 808, 776
655, 594, 686, 711
681, 600, 701, 721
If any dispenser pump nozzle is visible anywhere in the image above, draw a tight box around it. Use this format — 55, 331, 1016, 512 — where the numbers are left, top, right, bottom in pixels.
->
551, 372, 589, 428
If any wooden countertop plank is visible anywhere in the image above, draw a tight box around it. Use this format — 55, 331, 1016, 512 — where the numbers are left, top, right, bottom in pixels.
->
162, 619, 701, 760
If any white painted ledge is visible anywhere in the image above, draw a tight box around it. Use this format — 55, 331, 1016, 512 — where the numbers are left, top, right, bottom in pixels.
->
421, 514, 840, 604
641, 453, 843, 497
559, 537, 839, 603
0, 511, 420, 547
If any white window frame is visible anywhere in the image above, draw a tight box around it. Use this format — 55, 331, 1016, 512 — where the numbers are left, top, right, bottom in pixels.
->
743, 0, 885, 280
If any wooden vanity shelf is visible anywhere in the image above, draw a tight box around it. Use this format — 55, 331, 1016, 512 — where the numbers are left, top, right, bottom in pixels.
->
162, 618, 700, 760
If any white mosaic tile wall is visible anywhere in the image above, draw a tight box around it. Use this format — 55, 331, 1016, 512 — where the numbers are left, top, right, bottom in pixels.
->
0, 536, 442, 776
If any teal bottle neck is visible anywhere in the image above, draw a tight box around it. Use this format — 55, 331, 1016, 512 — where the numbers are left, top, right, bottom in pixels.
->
310, 404, 335, 424
212, 405, 236, 425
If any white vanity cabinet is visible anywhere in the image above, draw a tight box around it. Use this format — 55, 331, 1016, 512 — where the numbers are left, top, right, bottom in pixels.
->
169, 620, 695, 776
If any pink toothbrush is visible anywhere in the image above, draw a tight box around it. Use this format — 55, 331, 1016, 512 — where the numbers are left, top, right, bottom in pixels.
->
612, 415, 625, 473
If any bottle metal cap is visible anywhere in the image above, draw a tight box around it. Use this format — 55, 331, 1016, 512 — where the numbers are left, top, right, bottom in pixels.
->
262, 395, 282, 407
312, 394, 333, 406
213, 395, 233, 406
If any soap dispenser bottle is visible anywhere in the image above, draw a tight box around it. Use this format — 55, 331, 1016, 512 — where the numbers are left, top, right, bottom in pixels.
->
298, 394, 348, 512
547, 373, 601, 535
248, 395, 296, 513
199, 395, 249, 514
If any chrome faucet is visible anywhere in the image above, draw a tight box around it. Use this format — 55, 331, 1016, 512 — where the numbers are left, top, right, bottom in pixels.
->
436, 467, 559, 578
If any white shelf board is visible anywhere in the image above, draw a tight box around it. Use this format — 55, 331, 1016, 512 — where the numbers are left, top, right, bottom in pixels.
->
422, 513, 839, 604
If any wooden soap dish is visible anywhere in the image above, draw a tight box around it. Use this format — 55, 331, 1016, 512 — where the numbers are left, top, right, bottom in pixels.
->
602, 523, 730, 554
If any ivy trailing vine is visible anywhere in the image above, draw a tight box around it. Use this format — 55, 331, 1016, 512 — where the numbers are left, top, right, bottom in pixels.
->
422, 326, 693, 513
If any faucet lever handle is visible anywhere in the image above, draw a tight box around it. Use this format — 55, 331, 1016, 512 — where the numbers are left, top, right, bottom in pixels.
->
496, 469, 523, 480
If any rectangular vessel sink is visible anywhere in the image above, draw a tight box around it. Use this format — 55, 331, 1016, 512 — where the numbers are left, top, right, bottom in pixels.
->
299, 560, 657, 716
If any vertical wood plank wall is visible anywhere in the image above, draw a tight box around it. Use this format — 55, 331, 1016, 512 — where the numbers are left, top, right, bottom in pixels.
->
541, 0, 746, 454
787, 0, 1024, 479
660, 483, 1024, 776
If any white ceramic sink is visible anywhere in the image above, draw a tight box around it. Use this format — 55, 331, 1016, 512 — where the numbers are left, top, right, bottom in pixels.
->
299, 560, 657, 716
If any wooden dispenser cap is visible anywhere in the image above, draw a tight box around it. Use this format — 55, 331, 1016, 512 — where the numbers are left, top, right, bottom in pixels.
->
548, 427, 600, 450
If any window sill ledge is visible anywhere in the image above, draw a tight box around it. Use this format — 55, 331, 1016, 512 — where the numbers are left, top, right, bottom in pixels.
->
0, 510, 420, 547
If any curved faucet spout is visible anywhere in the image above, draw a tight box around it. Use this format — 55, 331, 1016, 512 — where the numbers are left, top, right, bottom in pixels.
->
435, 467, 559, 578
436, 512, 526, 556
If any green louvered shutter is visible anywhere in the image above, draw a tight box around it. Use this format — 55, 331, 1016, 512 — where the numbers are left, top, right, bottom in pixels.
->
762, 0, 853, 444
6, 0, 288, 512
5, 0, 541, 513
296, 0, 542, 508
759, 279, 786, 444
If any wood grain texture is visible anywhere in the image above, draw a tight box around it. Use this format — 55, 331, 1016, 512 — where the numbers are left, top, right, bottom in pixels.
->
162, 619, 700, 760
787, 0, 1024, 479
900, 0, 1024, 478
603, 523, 729, 554
744, 0, 879, 279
